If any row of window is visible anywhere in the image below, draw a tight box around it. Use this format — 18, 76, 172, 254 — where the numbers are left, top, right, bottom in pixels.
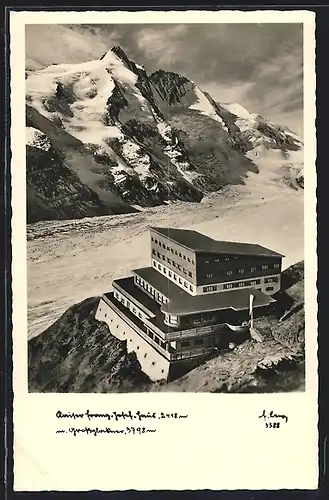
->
151, 237, 195, 264
114, 290, 145, 320
191, 314, 215, 325
180, 337, 223, 348
164, 312, 216, 329
264, 277, 278, 284
152, 261, 194, 292
203, 257, 281, 267
180, 338, 205, 348
204, 263, 280, 279
145, 328, 167, 350
203, 285, 217, 293
152, 250, 194, 278
144, 333, 210, 351
202, 279, 261, 293
113, 290, 171, 353
223, 279, 261, 290
205, 256, 240, 264
135, 275, 169, 304
164, 313, 179, 326
202, 276, 278, 293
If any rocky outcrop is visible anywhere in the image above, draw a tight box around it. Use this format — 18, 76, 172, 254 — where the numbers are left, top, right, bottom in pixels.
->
27, 142, 114, 223
28, 297, 151, 393
150, 70, 192, 105
26, 112, 137, 222
296, 167, 304, 188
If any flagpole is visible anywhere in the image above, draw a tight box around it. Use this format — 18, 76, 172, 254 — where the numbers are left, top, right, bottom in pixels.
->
249, 294, 254, 330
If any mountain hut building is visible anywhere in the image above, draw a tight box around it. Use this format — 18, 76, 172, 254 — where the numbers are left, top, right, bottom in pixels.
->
96, 227, 284, 381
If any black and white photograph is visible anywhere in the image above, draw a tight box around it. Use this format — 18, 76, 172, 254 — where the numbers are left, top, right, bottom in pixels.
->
24, 20, 308, 394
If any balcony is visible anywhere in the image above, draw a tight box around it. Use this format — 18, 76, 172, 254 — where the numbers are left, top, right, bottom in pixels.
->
112, 278, 156, 319
171, 347, 214, 361
102, 293, 172, 360
163, 322, 232, 341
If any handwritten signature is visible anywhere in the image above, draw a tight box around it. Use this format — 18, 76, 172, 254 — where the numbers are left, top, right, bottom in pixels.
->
258, 410, 288, 423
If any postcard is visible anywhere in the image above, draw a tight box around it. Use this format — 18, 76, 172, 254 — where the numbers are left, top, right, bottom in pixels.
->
11, 9, 317, 491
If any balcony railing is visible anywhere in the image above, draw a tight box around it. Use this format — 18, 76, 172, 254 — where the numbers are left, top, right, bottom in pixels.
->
171, 347, 214, 361
164, 323, 229, 341
100, 295, 248, 363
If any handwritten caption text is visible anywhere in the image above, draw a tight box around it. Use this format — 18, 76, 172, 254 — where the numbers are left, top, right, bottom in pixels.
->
55, 410, 188, 437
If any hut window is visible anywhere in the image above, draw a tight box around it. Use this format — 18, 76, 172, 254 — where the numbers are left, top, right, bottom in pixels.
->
203, 285, 217, 292
169, 315, 178, 325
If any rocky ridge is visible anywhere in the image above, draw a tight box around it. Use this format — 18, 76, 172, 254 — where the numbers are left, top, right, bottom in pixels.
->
26, 46, 303, 223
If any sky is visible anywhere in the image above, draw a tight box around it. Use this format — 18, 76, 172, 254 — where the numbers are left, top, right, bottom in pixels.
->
25, 23, 303, 134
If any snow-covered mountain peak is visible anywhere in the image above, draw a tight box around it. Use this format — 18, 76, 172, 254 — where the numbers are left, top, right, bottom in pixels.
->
25, 47, 303, 224
110, 45, 132, 63
218, 101, 302, 151
222, 102, 256, 120
100, 46, 147, 80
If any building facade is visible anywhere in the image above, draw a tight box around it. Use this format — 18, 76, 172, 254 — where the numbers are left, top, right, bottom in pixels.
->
96, 227, 283, 381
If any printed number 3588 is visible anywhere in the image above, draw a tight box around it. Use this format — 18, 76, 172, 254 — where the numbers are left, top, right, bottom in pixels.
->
265, 422, 280, 428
